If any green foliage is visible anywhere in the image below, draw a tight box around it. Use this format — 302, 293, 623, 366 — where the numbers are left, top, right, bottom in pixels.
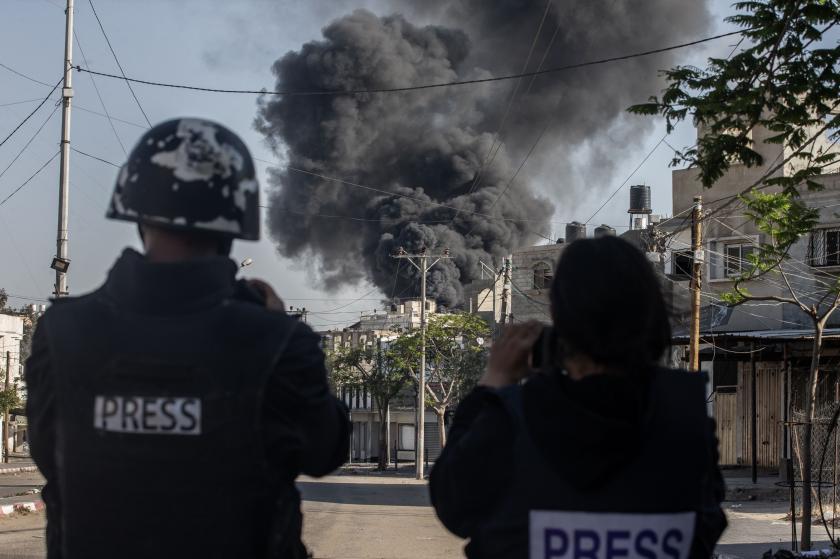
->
0, 289, 7, 311
628, 0, 840, 190
390, 313, 490, 411
0, 389, 19, 414
330, 344, 410, 408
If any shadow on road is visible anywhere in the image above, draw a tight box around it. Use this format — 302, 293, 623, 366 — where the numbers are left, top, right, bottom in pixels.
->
297, 480, 431, 507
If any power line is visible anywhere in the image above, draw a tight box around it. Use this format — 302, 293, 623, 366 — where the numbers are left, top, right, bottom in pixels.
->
0, 78, 63, 149
0, 151, 60, 206
0, 99, 45, 109
451, 0, 555, 227
86, 0, 152, 127
0, 103, 60, 181
71, 147, 120, 168
584, 134, 668, 224
0, 62, 53, 88
73, 29, 127, 155
72, 28, 747, 97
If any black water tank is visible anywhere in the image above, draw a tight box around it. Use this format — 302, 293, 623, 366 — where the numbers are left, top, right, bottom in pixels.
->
594, 224, 616, 237
629, 184, 652, 214
565, 221, 586, 243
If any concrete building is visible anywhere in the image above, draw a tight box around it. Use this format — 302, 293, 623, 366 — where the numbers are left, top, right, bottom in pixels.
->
320, 300, 442, 464
0, 313, 24, 455
510, 243, 565, 324
624, 119, 840, 471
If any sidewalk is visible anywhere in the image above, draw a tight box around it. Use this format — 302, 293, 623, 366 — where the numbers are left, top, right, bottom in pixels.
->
724, 468, 788, 502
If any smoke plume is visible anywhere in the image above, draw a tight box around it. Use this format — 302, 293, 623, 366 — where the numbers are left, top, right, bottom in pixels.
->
256, 1, 711, 306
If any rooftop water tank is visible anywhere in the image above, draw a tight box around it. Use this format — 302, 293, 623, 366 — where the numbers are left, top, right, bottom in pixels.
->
565, 221, 586, 243
629, 184, 652, 215
594, 224, 616, 237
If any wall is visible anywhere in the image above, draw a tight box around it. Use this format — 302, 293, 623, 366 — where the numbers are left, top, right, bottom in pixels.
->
510, 243, 565, 324
0, 314, 23, 387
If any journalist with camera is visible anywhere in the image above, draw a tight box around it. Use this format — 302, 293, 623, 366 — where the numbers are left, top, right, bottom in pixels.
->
429, 235, 727, 559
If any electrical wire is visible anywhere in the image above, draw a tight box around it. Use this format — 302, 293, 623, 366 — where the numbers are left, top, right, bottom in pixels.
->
87, 0, 152, 127
584, 134, 668, 224
71, 147, 120, 168
450, 0, 555, 227
0, 151, 60, 206
0, 102, 60, 181
0, 62, 53, 88
0, 99, 45, 109
73, 29, 127, 155
71, 29, 747, 97
0, 78, 63, 149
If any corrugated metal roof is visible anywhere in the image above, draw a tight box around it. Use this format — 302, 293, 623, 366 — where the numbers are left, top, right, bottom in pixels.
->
673, 328, 840, 343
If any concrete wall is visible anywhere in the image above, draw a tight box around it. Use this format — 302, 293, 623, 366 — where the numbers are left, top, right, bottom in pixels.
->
510, 243, 565, 324
0, 314, 23, 387
667, 120, 840, 333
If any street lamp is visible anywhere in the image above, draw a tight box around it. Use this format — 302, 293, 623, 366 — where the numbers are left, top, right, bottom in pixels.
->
240, 257, 253, 269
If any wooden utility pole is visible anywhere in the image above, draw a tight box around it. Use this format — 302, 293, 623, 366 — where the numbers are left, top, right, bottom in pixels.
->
391, 246, 451, 480
689, 196, 703, 371
54, 0, 75, 297
3, 351, 10, 463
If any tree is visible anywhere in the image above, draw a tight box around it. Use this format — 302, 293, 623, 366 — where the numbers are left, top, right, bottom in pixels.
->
0, 289, 7, 311
391, 313, 490, 448
629, 0, 839, 549
330, 342, 410, 470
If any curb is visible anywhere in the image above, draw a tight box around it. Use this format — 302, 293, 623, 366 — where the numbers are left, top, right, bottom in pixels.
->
0, 466, 39, 476
0, 500, 44, 516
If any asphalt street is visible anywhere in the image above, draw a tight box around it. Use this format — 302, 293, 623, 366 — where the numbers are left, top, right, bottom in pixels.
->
0, 471, 831, 558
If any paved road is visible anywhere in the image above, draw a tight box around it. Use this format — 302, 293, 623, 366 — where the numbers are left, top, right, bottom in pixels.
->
0, 472, 831, 558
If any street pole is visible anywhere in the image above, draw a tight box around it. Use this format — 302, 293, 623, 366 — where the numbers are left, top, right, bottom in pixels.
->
500, 256, 512, 326
391, 246, 451, 480
55, 0, 75, 297
3, 351, 9, 463
689, 196, 703, 371
478, 261, 500, 339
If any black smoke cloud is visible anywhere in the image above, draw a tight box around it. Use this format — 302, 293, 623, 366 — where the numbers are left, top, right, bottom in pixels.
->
256, 1, 711, 306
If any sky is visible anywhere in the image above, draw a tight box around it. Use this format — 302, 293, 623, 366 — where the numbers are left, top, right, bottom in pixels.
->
0, 0, 739, 330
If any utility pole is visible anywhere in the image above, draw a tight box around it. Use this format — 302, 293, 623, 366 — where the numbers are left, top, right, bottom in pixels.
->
391, 246, 451, 480
53, 0, 75, 297
499, 256, 512, 326
689, 195, 703, 371
478, 261, 501, 339
3, 351, 10, 463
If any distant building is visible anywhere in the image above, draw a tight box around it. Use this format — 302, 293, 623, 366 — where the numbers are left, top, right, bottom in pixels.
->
510, 242, 565, 324
318, 300, 441, 464
0, 312, 25, 454
0, 313, 23, 388
619, 120, 840, 471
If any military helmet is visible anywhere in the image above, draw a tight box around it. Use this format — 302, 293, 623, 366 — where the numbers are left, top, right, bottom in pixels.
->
106, 118, 260, 240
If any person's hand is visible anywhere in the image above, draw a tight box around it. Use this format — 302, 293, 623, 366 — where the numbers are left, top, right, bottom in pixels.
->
246, 279, 286, 312
479, 321, 543, 388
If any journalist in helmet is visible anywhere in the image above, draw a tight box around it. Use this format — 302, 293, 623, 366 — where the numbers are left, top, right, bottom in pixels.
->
25, 118, 349, 559
429, 235, 727, 559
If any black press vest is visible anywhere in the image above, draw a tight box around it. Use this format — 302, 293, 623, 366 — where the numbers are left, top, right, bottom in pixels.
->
470, 370, 711, 559
43, 287, 300, 558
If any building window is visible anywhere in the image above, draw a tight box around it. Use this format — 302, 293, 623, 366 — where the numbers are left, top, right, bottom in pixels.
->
723, 243, 755, 278
533, 262, 553, 289
672, 250, 693, 280
399, 424, 415, 451
809, 228, 840, 267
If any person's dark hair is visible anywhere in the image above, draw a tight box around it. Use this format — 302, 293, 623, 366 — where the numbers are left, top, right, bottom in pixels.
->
550, 235, 670, 371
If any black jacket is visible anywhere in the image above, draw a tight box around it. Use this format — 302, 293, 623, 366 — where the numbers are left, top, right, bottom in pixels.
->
26, 249, 349, 558
429, 369, 727, 558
